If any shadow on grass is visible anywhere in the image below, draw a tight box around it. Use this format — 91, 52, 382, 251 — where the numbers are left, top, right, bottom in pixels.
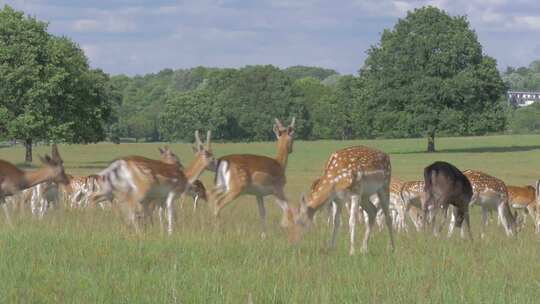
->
396, 145, 540, 154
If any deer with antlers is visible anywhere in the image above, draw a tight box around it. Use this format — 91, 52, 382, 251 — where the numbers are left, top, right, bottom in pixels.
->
210, 118, 295, 238
448, 170, 516, 238
0, 144, 69, 225
288, 146, 395, 255
90, 131, 215, 234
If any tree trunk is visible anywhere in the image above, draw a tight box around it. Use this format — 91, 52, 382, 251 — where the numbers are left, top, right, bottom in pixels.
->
427, 131, 435, 153
24, 138, 33, 163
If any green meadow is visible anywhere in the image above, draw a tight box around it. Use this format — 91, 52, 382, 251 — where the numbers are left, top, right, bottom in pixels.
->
0, 134, 539, 303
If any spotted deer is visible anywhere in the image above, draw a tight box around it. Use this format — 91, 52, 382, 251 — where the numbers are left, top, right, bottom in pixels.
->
288, 146, 395, 255
451, 170, 516, 238
90, 131, 214, 234
210, 118, 295, 238
423, 161, 473, 239
0, 144, 69, 225
507, 185, 536, 231
399, 180, 431, 232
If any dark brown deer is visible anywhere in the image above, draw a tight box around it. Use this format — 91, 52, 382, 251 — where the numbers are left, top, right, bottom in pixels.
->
423, 161, 473, 239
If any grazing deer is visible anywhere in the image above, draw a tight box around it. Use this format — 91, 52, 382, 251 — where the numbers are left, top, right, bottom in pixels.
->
453, 170, 516, 239
288, 146, 395, 255
189, 180, 207, 211
0, 144, 69, 225
210, 118, 295, 238
90, 131, 214, 234
423, 161, 473, 239
399, 180, 431, 232
507, 185, 536, 231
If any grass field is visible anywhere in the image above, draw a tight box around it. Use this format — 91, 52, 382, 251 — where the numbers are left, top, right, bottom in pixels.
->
1, 134, 540, 303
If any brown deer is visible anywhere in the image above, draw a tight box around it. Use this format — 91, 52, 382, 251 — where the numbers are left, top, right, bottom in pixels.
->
90, 131, 214, 234
507, 185, 536, 231
210, 118, 295, 238
0, 144, 68, 225
189, 180, 207, 211
423, 161, 473, 239
454, 170, 515, 238
288, 146, 395, 255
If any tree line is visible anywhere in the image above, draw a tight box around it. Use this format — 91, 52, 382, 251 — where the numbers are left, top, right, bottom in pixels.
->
1, 5, 538, 162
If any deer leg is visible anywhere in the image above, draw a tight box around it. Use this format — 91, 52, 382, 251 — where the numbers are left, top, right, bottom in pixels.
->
348, 194, 360, 255
214, 189, 242, 218
448, 205, 457, 238
0, 198, 13, 227
328, 200, 342, 249
435, 203, 449, 237
165, 192, 177, 235
273, 187, 290, 228
256, 196, 267, 239
193, 194, 199, 211
158, 205, 165, 233
463, 210, 472, 240
498, 202, 514, 237
359, 196, 377, 255
377, 187, 395, 252
481, 207, 489, 239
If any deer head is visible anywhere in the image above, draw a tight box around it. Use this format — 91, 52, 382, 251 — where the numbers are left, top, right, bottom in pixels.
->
273, 117, 295, 153
40, 144, 69, 185
189, 130, 217, 178
158, 146, 184, 169
287, 193, 312, 244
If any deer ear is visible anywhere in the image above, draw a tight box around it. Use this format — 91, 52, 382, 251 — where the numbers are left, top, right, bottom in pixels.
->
158, 147, 165, 154
287, 127, 295, 136
51, 144, 63, 164
192, 146, 198, 153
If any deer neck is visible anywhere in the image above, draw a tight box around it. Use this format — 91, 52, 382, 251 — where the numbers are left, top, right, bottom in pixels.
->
275, 137, 290, 169
22, 167, 54, 190
184, 158, 205, 184
305, 182, 334, 220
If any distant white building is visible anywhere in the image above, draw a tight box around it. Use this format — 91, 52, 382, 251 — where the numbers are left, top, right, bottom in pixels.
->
508, 91, 540, 107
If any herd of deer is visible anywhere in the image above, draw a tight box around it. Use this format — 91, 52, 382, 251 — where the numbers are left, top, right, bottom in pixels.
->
0, 118, 539, 255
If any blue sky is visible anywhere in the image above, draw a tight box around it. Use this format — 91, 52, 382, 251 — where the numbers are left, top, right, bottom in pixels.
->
3, 0, 540, 76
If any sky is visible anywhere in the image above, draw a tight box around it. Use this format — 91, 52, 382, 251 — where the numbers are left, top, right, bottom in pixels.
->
2, 0, 540, 76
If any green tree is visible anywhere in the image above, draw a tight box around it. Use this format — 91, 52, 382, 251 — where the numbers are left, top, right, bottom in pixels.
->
360, 6, 506, 151
215, 65, 307, 141
160, 89, 226, 141
0, 5, 112, 161
508, 103, 540, 134
284, 65, 338, 81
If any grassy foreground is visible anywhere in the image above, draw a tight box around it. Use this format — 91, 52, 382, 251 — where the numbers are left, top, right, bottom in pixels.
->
0, 134, 540, 303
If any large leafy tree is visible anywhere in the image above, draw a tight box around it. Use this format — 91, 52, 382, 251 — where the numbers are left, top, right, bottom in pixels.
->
360, 6, 506, 151
0, 5, 112, 161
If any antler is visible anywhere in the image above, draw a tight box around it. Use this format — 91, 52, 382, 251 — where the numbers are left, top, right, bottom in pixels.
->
206, 130, 212, 150
195, 130, 203, 151
51, 143, 63, 164
289, 117, 296, 129
274, 118, 284, 129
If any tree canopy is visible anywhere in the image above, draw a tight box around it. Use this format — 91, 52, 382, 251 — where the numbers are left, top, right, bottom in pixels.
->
0, 5, 112, 161
358, 6, 507, 151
